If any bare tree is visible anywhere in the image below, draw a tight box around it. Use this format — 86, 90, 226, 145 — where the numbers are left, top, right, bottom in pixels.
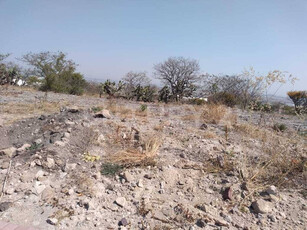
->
154, 57, 200, 101
122, 71, 151, 99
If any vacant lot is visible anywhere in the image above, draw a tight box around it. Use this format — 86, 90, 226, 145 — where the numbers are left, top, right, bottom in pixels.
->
0, 86, 306, 230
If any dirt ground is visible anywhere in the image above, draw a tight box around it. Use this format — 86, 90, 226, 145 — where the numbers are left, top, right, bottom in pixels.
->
0, 86, 306, 230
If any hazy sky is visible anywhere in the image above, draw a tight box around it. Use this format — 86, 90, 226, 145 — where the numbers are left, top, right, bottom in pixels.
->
1, 0, 306, 96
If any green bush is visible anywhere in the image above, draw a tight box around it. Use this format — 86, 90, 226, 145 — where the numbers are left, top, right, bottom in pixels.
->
140, 104, 147, 112
101, 163, 122, 176
91, 106, 103, 113
273, 123, 287, 132
41, 72, 86, 95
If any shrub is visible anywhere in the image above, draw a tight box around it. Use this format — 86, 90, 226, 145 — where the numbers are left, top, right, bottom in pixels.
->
187, 98, 206, 105
22, 51, 86, 95
248, 101, 272, 112
140, 104, 147, 112
26, 76, 41, 86
209, 92, 237, 107
101, 163, 122, 176
133, 85, 156, 102
91, 106, 103, 113
287, 91, 307, 114
273, 123, 287, 132
282, 105, 296, 115
202, 104, 227, 124
100, 80, 124, 97
158, 86, 171, 103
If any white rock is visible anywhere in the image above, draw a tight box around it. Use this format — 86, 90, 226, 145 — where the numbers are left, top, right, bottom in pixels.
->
265, 185, 277, 195
55, 141, 65, 147
35, 182, 46, 195
137, 179, 144, 188
46, 157, 55, 168
47, 217, 58, 225
115, 197, 127, 208
63, 132, 70, 138
123, 171, 133, 182
0, 147, 17, 157
17, 143, 31, 153
102, 109, 111, 119
252, 199, 273, 214
36, 170, 45, 178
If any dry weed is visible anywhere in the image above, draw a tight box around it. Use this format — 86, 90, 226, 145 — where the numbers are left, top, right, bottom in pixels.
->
234, 123, 271, 142
202, 104, 227, 124
181, 114, 197, 121
202, 130, 217, 139
106, 136, 161, 167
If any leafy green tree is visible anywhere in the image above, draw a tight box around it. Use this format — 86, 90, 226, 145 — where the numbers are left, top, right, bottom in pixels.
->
21, 51, 85, 95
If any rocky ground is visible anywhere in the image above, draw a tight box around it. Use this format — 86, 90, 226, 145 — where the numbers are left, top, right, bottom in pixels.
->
0, 86, 306, 230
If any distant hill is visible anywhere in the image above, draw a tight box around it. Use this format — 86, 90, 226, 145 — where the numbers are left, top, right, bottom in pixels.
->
263, 94, 293, 106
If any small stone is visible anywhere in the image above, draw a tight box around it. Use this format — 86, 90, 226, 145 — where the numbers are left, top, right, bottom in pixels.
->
200, 123, 208, 130
123, 171, 133, 182
265, 185, 277, 195
65, 163, 77, 171
41, 187, 55, 202
160, 181, 165, 189
0, 202, 12, 212
68, 106, 79, 113
63, 132, 70, 138
16, 143, 31, 153
119, 218, 128, 226
222, 186, 233, 200
205, 188, 214, 194
115, 197, 127, 208
35, 182, 46, 195
0, 147, 17, 157
137, 179, 144, 188
54, 141, 65, 147
67, 188, 74, 195
5, 187, 14, 195
269, 194, 279, 202
1, 161, 10, 169
94, 109, 111, 119
102, 109, 111, 118
144, 174, 153, 179
47, 217, 58, 225
34, 139, 42, 145
252, 199, 273, 214
97, 134, 105, 143
46, 157, 55, 168
196, 219, 206, 227
36, 170, 45, 178
268, 214, 276, 222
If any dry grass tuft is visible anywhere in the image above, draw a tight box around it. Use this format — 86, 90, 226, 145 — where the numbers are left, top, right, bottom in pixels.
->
181, 114, 197, 121
0, 101, 70, 124
106, 137, 161, 167
202, 104, 227, 124
202, 130, 217, 139
234, 123, 271, 142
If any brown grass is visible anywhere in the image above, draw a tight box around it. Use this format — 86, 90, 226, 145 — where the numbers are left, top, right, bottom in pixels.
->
0, 101, 71, 124
202, 104, 227, 124
106, 136, 161, 167
202, 130, 217, 139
